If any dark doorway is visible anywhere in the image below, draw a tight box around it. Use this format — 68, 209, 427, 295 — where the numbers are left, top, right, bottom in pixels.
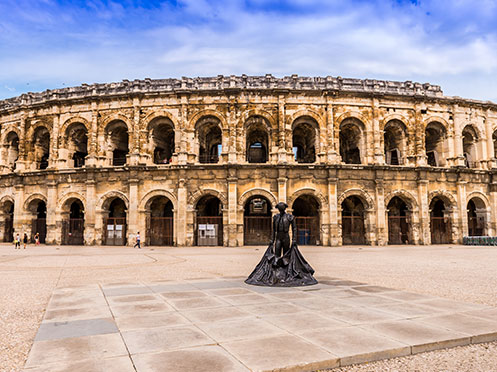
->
196, 195, 223, 246
292, 195, 320, 245
387, 197, 410, 244
62, 200, 84, 245
32, 201, 47, 243
341, 196, 366, 245
430, 198, 451, 244
3, 202, 14, 242
467, 199, 486, 236
147, 197, 173, 246
104, 198, 127, 245
244, 196, 272, 245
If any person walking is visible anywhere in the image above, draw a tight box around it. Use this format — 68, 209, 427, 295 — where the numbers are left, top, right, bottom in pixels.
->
14, 233, 21, 249
23, 233, 28, 249
134, 232, 141, 249
34, 232, 40, 245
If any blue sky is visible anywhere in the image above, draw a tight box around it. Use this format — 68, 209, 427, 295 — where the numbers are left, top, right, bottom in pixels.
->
1, 0, 497, 101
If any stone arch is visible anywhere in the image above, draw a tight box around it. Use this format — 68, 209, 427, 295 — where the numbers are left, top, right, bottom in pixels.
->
139, 189, 178, 211
241, 109, 277, 130
239, 188, 277, 208
97, 191, 129, 211
57, 192, 86, 213
1, 126, 21, 143
336, 111, 369, 128
189, 189, 228, 209
428, 190, 457, 208
380, 114, 411, 131
423, 116, 449, 130
0, 195, 14, 207
26, 120, 52, 139
100, 113, 132, 133
60, 116, 90, 137
23, 193, 47, 212
384, 190, 418, 210
143, 110, 177, 131
189, 110, 227, 130
289, 110, 325, 130
466, 191, 490, 209
460, 123, 482, 140
287, 188, 326, 209
338, 188, 374, 210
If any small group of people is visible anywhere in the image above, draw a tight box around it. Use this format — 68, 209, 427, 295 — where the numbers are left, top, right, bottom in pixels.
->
14, 232, 41, 249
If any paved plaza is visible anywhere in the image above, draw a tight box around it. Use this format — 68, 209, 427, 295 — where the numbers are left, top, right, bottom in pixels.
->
1, 244, 497, 371
24, 277, 497, 372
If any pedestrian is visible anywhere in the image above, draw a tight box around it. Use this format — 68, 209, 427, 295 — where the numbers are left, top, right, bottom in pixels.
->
34, 232, 40, 245
23, 233, 28, 249
134, 231, 141, 249
14, 233, 21, 249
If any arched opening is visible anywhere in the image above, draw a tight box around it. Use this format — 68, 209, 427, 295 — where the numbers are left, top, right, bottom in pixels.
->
384, 120, 407, 165
292, 118, 317, 163
341, 196, 366, 245
3, 132, 19, 171
149, 117, 175, 164
430, 197, 452, 244
387, 197, 410, 244
147, 196, 173, 246
196, 195, 223, 246
33, 127, 50, 170
425, 122, 447, 167
105, 120, 129, 166
246, 117, 269, 163
65, 123, 88, 168
1, 201, 14, 242
467, 198, 487, 236
292, 195, 320, 245
340, 120, 364, 164
31, 200, 47, 243
244, 195, 272, 245
196, 116, 222, 164
62, 200, 84, 245
462, 125, 478, 168
104, 197, 127, 245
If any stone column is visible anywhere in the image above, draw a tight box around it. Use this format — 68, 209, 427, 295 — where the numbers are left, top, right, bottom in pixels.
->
85, 179, 96, 245
15, 116, 27, 172
326, 101, 339, 163
48, 114, 59, 169
277, 173, 287, 205
127, 177, 139, 246
227, 167, 239, 246
417, 176, 430, 244
375, 173, 387, 245
85, 105, 99, 167
277, 96, 289, 164
227, 103, 237, 164
13, 184, 24, 238
457, 180, 467, 239
46, 180, 57, 244
453, 108, 466, 167
372, 98, 384, 164
490, 176, 497, 235
328, 170, 339, 246
176, 177, 187, 246
415, 106, 427, 166
128, 101, 141, 166
484, 110, 495, 169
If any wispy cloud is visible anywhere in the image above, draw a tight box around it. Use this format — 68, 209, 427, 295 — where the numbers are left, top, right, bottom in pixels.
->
0, 0, 496, 101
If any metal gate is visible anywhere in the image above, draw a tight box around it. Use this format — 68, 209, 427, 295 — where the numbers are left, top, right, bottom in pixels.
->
196, 216, 223, 246
342, 215, 365, 245
295, 216, 319, 245
62, 218, 84, 245
467, 216, 484, 236
148, 217, 173, 246
104, 217, 126, 246
388, 216, 409, 244
430, 217, 451, 244
32, 218, 46, 243
244, 216, 272, 245
3, 218, 13, 242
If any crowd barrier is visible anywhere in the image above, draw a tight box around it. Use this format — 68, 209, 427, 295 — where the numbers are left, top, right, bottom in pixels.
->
462, 236, 497, 246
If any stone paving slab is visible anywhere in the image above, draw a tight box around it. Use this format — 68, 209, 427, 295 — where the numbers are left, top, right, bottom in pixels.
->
24, 277, 497, 372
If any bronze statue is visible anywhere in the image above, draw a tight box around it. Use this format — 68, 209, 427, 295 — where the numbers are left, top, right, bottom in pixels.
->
245, 202, 318, 287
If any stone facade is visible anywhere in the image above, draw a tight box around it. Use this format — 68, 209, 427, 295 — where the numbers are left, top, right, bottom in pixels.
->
0, 74, 496, 246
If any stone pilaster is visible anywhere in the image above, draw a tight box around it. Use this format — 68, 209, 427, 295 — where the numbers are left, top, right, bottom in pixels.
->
417, 176, 430, 244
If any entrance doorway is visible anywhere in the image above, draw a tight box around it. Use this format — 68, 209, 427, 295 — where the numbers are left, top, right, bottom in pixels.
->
62, 200, 84, 245
341, 196, 366, 245
196, 195, 223, 246
147, 196, 173, 246
104, 198, 127, 245
430, 197, 451, 244
467, 198, 486, 236
387, 197, 410, 244
292, 195, 320, 245
32, 201, 47, 243
2, 201, 14, 242
244, 196, 272, 245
